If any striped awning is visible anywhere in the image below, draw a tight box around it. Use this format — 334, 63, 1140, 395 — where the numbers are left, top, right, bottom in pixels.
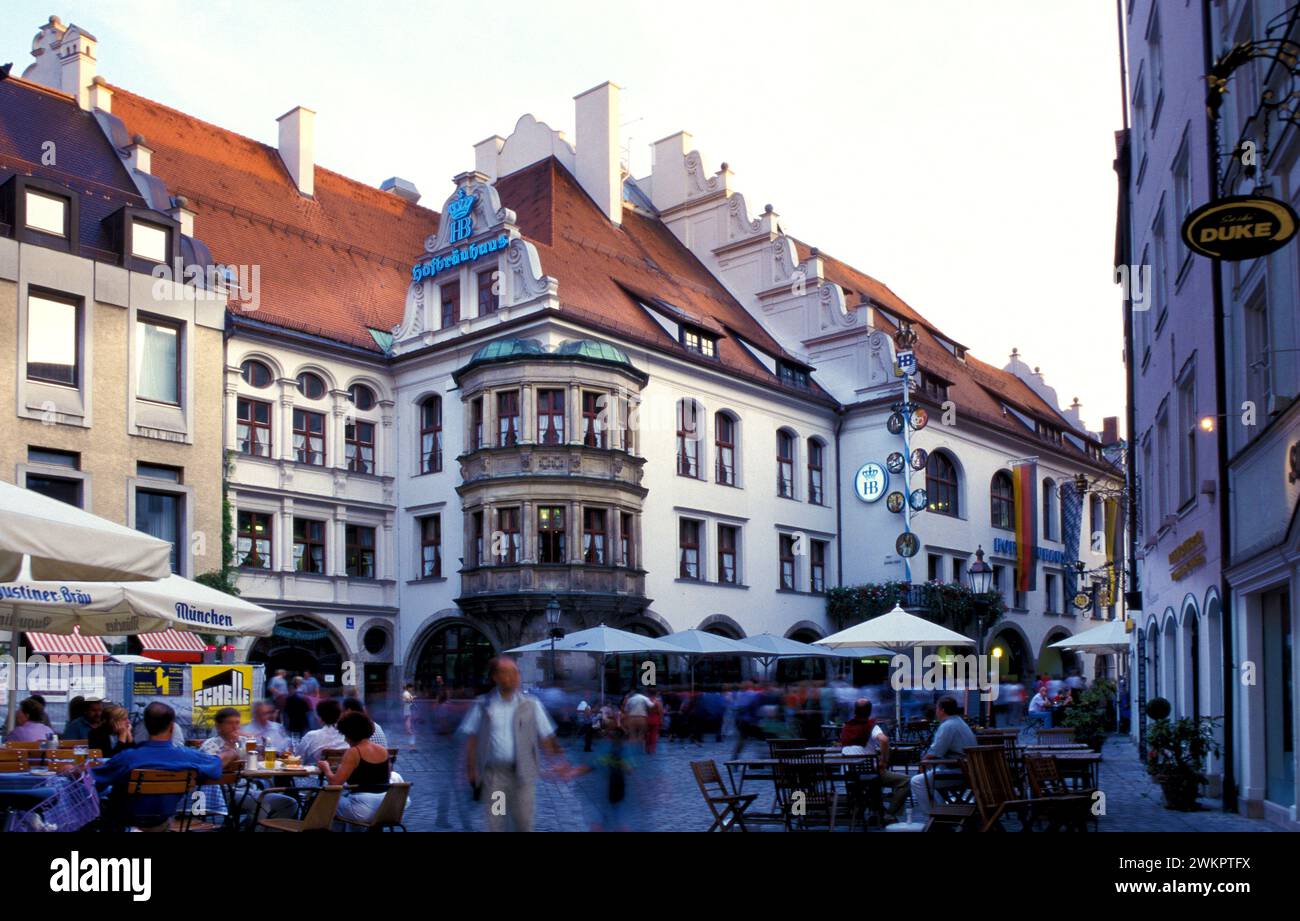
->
138, 629, 207, 654
24, 627, 109, 657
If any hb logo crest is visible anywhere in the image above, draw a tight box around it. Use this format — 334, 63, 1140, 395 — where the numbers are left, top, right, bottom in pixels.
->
448, 187, 477, 243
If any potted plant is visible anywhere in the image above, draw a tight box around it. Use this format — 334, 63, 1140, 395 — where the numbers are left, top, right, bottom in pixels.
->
1060, 679, 1115, 752
1144, 701, 1221, 811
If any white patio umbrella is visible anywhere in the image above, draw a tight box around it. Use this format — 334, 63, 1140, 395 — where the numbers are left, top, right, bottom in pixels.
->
736, 632, 833, 680
658, 629, 765, 692
2, 572, 275, 730
815, 604, 976, 727
0, 480, 171, 582
506, 624, 680, 703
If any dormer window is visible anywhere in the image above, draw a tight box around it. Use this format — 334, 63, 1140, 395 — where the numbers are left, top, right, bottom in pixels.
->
918, 370, 950, 402
25, 189, 68, 237
681, 326, 717, 358
130, 219, 170, 263
778, 361, 809, 389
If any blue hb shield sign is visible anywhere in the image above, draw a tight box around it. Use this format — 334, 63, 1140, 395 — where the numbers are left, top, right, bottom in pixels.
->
447, 187, 477, 243
897, 349, 916, 376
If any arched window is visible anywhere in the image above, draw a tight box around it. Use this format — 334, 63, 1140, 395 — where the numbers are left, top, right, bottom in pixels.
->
296, 372, 326, 400
926, 451, 959, 516
676, 399, 702, 478
807, 438, 825, 505
240, 359, 272, 388
715, 412, 737, 485
777, 430, 796, 498
991, 471, 1014, 530
1042, 478, 1057, 540
348, 383, 376, 410
420, 396, 442, 474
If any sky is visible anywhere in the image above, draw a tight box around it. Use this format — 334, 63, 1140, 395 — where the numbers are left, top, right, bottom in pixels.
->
3, 0, 1128, 430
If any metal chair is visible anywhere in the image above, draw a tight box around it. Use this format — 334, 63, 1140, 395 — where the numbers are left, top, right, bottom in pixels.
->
257, 785, 343, 832
121, 768, 198, 831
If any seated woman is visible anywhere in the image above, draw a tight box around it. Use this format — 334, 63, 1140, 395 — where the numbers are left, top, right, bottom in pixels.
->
88, 705, 134, 758
318, 711, 393, 826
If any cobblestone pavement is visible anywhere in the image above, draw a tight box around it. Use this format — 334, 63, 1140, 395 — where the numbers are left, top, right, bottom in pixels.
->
393, 727, 1275, 833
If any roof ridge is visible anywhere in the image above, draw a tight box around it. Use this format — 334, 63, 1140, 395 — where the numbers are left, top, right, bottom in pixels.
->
2, 74, 78, 104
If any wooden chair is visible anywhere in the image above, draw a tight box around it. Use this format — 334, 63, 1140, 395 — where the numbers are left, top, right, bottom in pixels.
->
123, 769, 198, 831
1024, 755, 1095, 831
690, 760, 757, 832
257, 785, 343, 832
840, 754, 884, 830
0, 750, 28, 772
337, 782, 411, 832
1038, 727, 1076, 746
965, 746, 1092, 832
321, 748, 348, 772
773, 749, 839, 831
57, 739, 89, 749
3, 741, 41, 750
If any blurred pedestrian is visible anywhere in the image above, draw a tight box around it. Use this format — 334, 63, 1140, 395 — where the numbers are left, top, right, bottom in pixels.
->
402, 684, 416, 745
644, 690, 663, 754
622, 687, 651, 743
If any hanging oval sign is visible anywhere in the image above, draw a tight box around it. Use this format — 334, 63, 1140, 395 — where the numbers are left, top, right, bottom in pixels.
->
854, 462, 889, 503
909, 447, 929, 471
886, 491, 906, 513
909, 407, 929, 431
896, 532, 920, 558
886, 412, 905, 435
1073, 592, 1092, 611
1181, 195, 1299, 261
886, 452, 906, 475
908, 488, 929, 511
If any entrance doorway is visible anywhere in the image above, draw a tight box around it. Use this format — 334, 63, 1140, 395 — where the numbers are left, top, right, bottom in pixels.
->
412, 622, 495, 699
247, 617, 345, 692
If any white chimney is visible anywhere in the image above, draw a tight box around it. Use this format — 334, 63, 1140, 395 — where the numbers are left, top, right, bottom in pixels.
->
474, 135, 505, 182
89, 75, 112, 112
574, 82, 622, 224
127, 135, 152, 175
276, 106, 316, 197
57, 25, 97, 110
170, 196, 196, 237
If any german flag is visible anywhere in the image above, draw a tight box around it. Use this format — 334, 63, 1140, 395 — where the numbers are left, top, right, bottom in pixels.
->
1103, 498, 1123, 605
1012, 460, 1038, 593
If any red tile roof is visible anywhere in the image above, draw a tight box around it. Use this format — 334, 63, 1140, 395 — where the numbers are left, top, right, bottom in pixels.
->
107, 84, 437, 351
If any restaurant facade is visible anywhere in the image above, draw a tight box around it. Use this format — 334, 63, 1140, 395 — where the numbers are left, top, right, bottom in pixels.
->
7, 16, 1123, 702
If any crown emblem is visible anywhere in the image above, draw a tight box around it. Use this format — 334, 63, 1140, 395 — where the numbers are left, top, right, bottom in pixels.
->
448, 187, 477, 221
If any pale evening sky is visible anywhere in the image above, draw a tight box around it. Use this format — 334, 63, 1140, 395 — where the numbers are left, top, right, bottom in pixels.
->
3, 0, 1128, 431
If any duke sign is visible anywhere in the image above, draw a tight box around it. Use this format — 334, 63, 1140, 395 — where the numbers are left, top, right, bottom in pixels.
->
1181, 195, 1298, 261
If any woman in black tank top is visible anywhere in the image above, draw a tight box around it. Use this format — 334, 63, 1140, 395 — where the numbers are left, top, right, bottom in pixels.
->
319, 711, 391, 792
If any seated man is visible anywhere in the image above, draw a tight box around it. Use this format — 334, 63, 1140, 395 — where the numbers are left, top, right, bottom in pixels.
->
92, 702, 240, 830
198, 707, 296, 827
1027, 687, 1053, 730
839, 699, 912, 821
244, 701, 289, 752
5, 697, 54, 743
296, 697, 345, 767
342, 697, 388, 749
906, 696, 976, 823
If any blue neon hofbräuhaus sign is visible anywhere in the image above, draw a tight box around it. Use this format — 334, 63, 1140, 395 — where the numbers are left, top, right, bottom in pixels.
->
991, 536, 1068, 566
410, 187, 509, 282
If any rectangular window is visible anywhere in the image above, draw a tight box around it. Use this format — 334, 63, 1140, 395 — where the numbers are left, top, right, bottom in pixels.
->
477, 270, 498, 316
345, 524, 376, 578
1245, 293, 1271, 423
1156, 406, 1171, 519
421, 397, 443, 473
777, 432, 795, 498
582, 391, 606, 448
440, 282, 460, 329
779, 534, 797, 590
537, 389, 565, 446
993, 565, 1005, 603
778, 362, 809, 388
811, 539, 827, 593
498, 507, 521, 564
293, 518, 326, 574
135, 489, 182, 574
621, 511, 634, 568
1178, 369, 1197, 506
807, 440, 824, 504
583, 508, 607, 564
497, 390, 520, 447
538, 506, 566, 563
1013, 568, 1026, 610
293, 409, 326, 466
420, 515, 442, 578
1045, 572, 1059, 613
131, 220, 169, 263
345, 419, 376, 474
718, 524, 739, 585
25, 473, 81, 507
29, 447, 79, 469
237, 511, 272, 569
715, 413, 735, 485
135, 316, 181, 404
679, 519, 701, 580
928, 553, 943, 583
237, 398, 272, 457
26, 291, 79, 386
953, 557, 966, 587
676, 401, 700, 477
682, 327, 717, 358
25, 189, 67, 236
472, 510, 485, 566
471, 397, 484, 450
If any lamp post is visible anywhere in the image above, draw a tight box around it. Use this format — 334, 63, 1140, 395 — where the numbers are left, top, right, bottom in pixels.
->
545, 595, 562, 686
967, 545, 994, 724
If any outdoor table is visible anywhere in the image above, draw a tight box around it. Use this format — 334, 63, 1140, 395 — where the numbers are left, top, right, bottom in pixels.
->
724, 755, 871, 795
1044, 751, 1102, 790
238, 764, 321, 826
0, 769, 98, 831
1023, 743, 1090, 752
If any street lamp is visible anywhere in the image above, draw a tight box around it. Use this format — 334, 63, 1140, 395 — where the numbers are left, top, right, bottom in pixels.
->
545, 595, 562, 686
966, 545, 993, 596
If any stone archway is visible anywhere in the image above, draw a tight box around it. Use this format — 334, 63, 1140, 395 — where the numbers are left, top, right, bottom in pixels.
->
408, 616, 497, 700
1037, 627, 1078, 678
986, 621, 1034, 682
247, 616, 348, 691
